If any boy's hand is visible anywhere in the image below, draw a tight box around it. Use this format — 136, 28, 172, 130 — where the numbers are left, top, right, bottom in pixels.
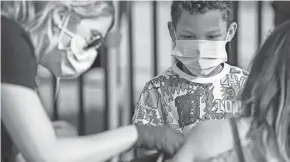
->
134, 124, 185, 157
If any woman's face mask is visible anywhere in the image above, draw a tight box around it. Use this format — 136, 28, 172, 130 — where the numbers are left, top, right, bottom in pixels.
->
40, 15, 104, 78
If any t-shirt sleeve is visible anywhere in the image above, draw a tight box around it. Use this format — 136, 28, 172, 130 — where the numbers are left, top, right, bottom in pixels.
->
132, 81, 164, 126
1, 19, 37, 89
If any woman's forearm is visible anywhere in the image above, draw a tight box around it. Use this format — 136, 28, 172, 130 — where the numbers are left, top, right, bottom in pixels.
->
2, 85, 138, 162
44, 125, 138, 162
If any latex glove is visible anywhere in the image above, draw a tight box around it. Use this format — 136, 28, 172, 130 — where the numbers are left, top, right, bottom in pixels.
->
135, 124, 185, 157
52, 120, 78, 137
130, 153, 160, 162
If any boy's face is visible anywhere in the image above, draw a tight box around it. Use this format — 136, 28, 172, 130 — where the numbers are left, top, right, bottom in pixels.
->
168, 10, 237, 42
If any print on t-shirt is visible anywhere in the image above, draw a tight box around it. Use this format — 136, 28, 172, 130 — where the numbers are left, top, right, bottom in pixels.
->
132, 63, 248, 133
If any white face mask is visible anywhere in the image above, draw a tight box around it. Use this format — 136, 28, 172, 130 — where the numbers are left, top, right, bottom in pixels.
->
40, 15, 101, 78
172, 35, 229, 77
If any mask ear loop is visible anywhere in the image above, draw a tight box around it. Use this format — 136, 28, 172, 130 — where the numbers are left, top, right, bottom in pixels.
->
171, 29, 179, 56
173, 29, 178, 42
225, 23, 233, 42
225, 30, 230, 42
54, 15, 73, 101
54, 77, 61, 102
172, 29, 179, 52
57, 15, 75, 50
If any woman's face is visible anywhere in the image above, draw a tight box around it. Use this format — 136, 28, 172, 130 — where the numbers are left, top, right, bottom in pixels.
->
40, 13, 113, 78
60, 14, 113, 49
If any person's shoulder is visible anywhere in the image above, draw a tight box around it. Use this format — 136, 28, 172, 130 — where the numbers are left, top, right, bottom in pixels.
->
1, 16, 26, 36
225, 63, 249, 77
191, 119, 231, 136
1, 16, 35, 57
1, 16, 34, 50
186, 118, 251, 161
1, 16, 37, 89
144, 66, 176, 88
184, 119, 235, 160
272, 1, 290, 14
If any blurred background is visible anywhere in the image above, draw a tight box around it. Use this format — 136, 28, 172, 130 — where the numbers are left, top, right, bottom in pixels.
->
36, 1, 275, 136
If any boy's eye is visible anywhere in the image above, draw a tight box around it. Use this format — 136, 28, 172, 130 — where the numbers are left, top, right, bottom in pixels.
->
179, 35, 195, 40
207, 35, 221, 40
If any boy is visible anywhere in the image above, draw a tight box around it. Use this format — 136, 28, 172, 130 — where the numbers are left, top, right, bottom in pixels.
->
133, 1, 248, 136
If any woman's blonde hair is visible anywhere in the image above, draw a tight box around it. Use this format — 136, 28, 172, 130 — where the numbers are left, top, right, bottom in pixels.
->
1, 1, 114, 61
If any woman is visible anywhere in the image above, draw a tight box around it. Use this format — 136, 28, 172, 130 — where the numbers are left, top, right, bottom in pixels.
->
272, 1, 290, 26
168, 20, 290, 162
1, 1, 184, 162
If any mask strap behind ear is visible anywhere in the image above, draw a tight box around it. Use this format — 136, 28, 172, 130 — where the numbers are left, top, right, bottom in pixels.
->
54, 77, 61, 102
225, 29, 231, 42
58, 15, 71, 37
173, 29, 178, 41
226, 23, 234, 42
58, 15, 75, 50
62, 15, 77, 37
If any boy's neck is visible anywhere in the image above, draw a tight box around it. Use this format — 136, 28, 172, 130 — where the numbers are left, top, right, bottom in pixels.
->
178, 62, 224, 77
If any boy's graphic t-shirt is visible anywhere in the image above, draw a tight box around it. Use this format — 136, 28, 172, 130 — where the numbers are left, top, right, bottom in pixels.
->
132, 63, 248, 134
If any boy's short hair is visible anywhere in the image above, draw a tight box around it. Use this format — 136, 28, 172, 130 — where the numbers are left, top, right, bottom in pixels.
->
171, 1, 233, 28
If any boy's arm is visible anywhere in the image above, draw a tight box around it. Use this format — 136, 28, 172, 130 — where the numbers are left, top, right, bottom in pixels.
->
132, 81, 184, 158
132, 82, 164, 157
229, 67, 249, 118
132, 82, 164, 126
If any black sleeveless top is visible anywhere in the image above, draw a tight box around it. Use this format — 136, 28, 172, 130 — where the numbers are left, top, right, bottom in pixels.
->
1, 16, 37, 162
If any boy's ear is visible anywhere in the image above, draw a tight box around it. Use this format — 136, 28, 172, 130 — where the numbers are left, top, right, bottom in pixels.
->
168, 22, 176, 42
227, 22, 238, 42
